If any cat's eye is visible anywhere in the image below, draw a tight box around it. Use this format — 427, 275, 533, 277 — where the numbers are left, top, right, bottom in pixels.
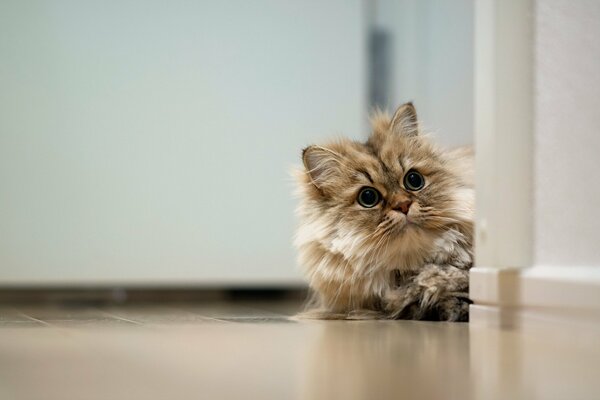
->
404, 170, 425, 191
357, 187, 381, 208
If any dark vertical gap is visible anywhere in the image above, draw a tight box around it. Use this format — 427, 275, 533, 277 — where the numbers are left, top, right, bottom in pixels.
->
366, 0, 393, 111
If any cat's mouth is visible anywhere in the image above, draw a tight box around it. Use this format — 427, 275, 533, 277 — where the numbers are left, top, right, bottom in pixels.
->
379, 212, 423, 237
387, 215, 412, 234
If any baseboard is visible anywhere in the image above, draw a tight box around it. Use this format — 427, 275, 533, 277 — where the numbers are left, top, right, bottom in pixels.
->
469, 266, 600, 329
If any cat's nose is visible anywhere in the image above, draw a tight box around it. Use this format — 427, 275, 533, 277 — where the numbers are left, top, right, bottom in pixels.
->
393, 200, 412, 215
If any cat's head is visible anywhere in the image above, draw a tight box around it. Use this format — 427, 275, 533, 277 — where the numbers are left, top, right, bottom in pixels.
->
295, 103, 473, 271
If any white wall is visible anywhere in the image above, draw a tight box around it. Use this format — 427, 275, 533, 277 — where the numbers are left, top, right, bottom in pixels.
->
470, 0, 600, 328
374, 0, 474, 147
0, 0, 366, 285
473, 0, 600, 271
534, 0, 600, 267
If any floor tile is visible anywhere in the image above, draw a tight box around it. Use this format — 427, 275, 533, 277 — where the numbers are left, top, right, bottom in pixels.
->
102, 304, 218, 325
0, 306, 36, 322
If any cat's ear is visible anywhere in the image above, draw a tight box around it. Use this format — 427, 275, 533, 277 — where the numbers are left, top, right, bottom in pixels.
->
302, 145, 343, 190
390, 102, 419, 137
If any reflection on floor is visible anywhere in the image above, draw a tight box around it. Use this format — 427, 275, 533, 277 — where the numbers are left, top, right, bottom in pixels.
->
0, 299, 598, 400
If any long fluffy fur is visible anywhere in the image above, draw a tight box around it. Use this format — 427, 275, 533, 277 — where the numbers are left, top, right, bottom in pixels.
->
293, 104, 474, 321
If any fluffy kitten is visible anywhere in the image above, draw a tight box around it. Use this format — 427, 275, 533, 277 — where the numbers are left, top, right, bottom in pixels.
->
294, 103, 474, 321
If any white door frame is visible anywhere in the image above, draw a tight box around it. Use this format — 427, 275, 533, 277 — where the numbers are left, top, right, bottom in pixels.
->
470, 0, 600, 329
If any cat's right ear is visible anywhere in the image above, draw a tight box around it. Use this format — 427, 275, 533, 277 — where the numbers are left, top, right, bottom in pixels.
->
302, 145, 342, 190
390, 102, 419, 137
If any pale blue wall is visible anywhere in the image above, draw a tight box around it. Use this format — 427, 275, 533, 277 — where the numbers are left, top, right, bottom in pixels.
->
0, 0, 366, 285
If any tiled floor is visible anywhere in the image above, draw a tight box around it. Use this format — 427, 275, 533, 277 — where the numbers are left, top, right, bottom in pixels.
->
0, 299, 599, 400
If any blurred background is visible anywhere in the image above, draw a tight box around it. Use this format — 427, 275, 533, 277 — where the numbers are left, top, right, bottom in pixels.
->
0, 0, 474, 289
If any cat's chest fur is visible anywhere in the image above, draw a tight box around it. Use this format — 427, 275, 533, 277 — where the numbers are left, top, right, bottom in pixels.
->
299, 227, 472, 312
424, 228, 472, 269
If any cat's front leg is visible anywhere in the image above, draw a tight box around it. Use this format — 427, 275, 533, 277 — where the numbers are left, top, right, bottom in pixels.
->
384, 264, 470, 322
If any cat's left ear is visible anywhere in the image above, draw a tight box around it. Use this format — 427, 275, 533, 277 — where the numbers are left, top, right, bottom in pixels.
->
302, 145, 343, 191
390, 102, 419, 137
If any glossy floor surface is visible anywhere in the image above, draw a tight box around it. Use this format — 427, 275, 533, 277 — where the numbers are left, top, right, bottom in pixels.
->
0, 299, 598, 400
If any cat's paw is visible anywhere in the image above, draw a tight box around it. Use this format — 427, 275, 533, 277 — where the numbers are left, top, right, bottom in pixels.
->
435, 295, 471, 322
384, 264, 470, 321
383, 284, 426, 319
384, 289, 470, 321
